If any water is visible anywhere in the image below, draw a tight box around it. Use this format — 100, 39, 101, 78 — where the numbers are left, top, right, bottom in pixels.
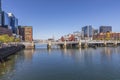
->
0, 46, 120, 80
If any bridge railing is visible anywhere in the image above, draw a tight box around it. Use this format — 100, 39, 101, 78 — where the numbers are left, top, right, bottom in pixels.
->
34, 40, 120, 44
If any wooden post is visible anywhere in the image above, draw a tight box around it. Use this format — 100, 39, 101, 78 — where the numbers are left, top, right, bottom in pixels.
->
32, 41, 35, 49
104, 41, 106, 47
78, 40, 81, 48
84, 42, 88, 48
114, 40, 117, 46
47, 41, 51, 49
63, 41, 66, 49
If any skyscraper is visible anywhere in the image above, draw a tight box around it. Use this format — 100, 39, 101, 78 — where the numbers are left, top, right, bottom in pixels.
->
8, 13, 18, 34
0, 0, 2, 26
82, 25, 93, 38
0, 0, 12, 36
0, 0, 10, 28
0, 11, 10, 28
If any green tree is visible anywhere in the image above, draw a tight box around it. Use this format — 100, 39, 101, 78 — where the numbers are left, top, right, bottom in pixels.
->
0, 35, 9, 43
0, 34, 20, 43
15, 38, 20, 42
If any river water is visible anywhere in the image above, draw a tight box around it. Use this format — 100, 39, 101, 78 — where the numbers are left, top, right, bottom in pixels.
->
0, 45, 120, 80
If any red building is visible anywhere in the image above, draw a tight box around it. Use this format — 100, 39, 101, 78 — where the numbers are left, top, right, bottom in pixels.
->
19, 26, 33, 42
93, 32, 120, 40
61, 34, 75, 41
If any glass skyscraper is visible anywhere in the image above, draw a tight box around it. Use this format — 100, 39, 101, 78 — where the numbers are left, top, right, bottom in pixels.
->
0, 0, 18, 36
0, 11, 10, 28
0, 0, 2, 26
0, 12, 2, 26
8, 13, 18, 34
82, 25, 93, 38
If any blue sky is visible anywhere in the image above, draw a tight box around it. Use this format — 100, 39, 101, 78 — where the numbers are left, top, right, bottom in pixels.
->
2, 0, 120, 39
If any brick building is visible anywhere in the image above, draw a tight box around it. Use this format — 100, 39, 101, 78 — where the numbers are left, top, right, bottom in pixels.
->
19, 26, 33, 42
93, 32, 120, 40
0, 27, 12, 36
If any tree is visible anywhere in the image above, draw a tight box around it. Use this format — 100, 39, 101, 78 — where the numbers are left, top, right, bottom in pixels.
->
15, 38, 20, 42
0, 35, 9, 43
0, 34, 20, 43
9, 36, 14, 42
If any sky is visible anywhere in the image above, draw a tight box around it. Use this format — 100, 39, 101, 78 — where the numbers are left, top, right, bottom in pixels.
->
2, 0, 120, 39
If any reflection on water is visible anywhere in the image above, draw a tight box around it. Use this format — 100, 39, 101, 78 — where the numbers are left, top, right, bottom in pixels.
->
0, 49, 35, 80
24, 49, 35, 61
0, 47, 120, 80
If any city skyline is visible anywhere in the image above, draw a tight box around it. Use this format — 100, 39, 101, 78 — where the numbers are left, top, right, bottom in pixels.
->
2, 0, 120, 39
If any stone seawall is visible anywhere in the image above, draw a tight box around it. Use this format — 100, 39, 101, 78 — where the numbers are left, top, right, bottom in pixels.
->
0, 45, 25, 62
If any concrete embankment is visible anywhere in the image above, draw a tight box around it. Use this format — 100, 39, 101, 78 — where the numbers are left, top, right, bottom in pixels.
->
0, 45, 25, 62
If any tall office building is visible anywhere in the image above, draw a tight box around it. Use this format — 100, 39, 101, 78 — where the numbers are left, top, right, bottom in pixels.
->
99, 26, 112, 33
0, 0, 10, 28
0, 11, 10, 28
8, 13, 18, 34
0, 0, 12, 36
82, 25, 93, 38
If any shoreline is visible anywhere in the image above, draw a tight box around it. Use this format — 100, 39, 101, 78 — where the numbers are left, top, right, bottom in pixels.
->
0, 45, 25, 62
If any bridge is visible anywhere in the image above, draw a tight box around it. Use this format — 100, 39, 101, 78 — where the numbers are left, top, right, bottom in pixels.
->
34, 40, 120, 44
34, 40, 120, 49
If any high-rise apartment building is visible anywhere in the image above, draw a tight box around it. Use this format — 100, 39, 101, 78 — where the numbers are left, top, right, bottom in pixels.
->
99, 26, 112, 33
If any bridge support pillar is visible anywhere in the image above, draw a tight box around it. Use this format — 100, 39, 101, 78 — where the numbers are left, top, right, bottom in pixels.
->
114, 41, 117, 46
47, 41, 51, 49
104, 41, 107, 47
32, 41, 35, 48
84, 42, 88, 48
63, 41, 67, 49
78, 40, 81, 48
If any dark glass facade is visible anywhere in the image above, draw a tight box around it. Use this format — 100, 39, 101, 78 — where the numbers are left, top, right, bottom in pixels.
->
8, 13, 18, 34
4, 12, 9, 27
0, 12, 2, 26
99, 26, 112, 33
0, 0, 18, 35
0, 11, 10, 28
15, 18, 18, 27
